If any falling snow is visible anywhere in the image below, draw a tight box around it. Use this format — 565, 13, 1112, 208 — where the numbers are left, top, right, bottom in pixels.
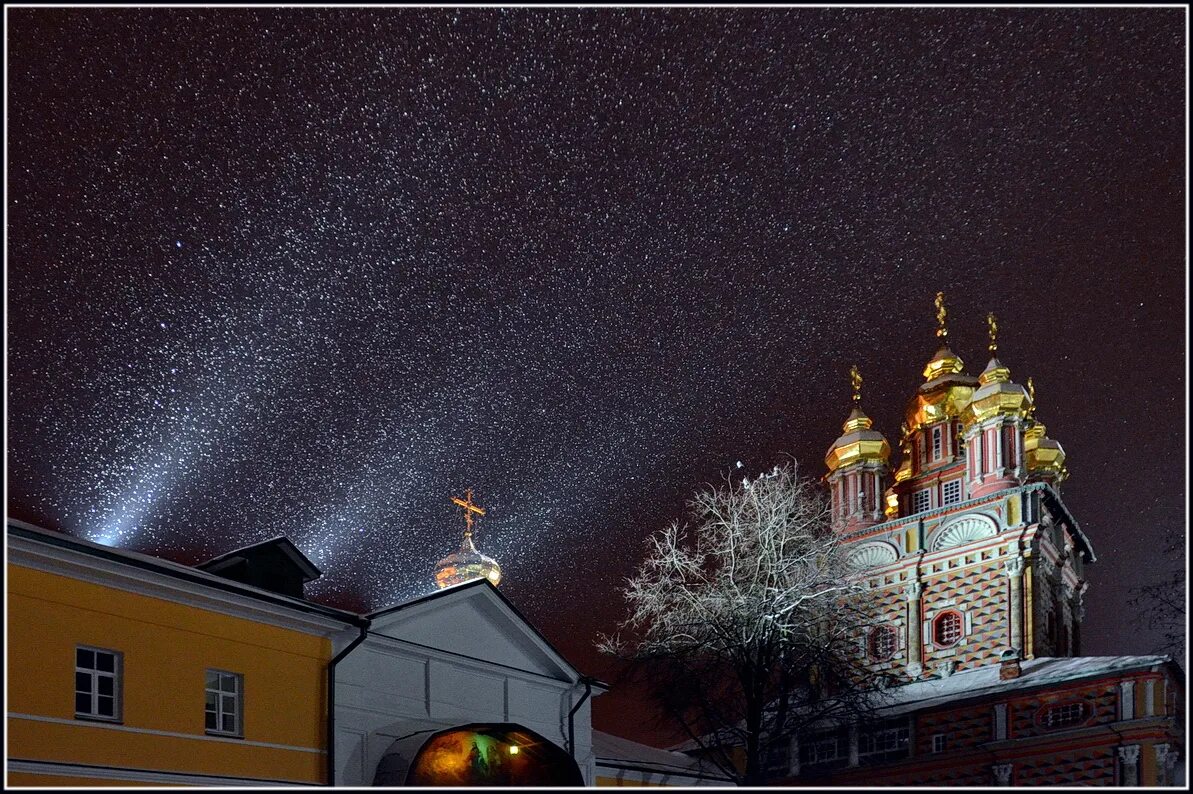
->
6, 9, 1185, 738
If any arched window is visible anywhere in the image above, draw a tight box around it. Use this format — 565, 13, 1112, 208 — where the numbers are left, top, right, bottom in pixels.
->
868, 626, 897, 661
933, 611, 963, 647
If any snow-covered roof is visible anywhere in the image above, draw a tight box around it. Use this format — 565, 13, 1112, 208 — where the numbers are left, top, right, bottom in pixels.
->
594, 730, 734, 782
866, 655, 1175, 718
670, 655, 1178, 752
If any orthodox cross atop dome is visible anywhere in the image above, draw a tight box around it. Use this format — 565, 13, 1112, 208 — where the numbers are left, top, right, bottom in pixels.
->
934, 291, 949, 340
987, 312, 999, 355
434, 488, 502, 589
849, 364, 863, 403
451, 488, 485, 539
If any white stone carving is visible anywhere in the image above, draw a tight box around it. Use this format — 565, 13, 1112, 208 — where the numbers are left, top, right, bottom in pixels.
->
847, 541, 899, 571
1004, 556, 1024, 577
930, 514, 999, 551
992, 763, 1013, 786
904, 581, 923, 599
939, 660, 956, 678
1118, 744, 1140, 786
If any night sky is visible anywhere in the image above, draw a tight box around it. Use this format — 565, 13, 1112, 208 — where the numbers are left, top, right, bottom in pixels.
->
7, 7, 1185, 746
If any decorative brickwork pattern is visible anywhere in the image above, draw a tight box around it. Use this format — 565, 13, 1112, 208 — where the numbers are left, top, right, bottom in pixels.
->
1010, 683, 1118, 738
1013, 747, 1116, 786
921, 559, 1008, 672
917, 704, 990, 754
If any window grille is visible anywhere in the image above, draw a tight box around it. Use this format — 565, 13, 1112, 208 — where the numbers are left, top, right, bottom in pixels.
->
869, 626, 897, 660
942, 479, 962, 505
934, 611, 963, 646
913, 490, 931, 514
932, 426, 943, 460
1040, 702, 1085, 729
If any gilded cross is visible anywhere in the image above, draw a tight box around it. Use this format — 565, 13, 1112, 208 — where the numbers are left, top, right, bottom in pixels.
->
451, 488, 486, 535
987, 312, 999, 355
934, 292, 948, 339
849, 364, 863, 403
1026, 376, 1036, 417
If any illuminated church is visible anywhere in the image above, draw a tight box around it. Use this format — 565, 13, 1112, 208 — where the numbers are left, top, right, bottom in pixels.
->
758, 294, 1184, 786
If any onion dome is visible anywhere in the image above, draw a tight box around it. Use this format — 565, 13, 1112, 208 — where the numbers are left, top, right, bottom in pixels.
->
434, 531, 502, 589
905, 293, 978, 432
434, 489, 502, 589
963, 313, 1031, 425
1023, 377, 1068, 483
825, 365, 891, 473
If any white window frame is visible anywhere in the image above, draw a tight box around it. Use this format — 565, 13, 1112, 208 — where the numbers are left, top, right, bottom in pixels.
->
912, 489, 931, 514
205, 669, 244, 737
942, 479, 962, 505
932, 733, 948, 753
932, 426, 943, 460
75, 646, 122, 722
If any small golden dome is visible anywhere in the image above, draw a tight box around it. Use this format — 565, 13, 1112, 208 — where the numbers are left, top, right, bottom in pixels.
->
825, 366, 891, 473
434, 531, 502, 589
1023, 378, 1067, 483
965, 357, 1031, 424
923, 345, 966, 382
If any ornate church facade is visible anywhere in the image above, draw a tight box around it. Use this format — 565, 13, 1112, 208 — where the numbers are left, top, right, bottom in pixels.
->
767, 294, 1184, 787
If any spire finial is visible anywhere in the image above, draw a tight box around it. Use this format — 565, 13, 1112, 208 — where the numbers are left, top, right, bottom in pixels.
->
1026, 376, 1036, 418
934, 292, 949, 340
849, 364, 862, 403
987, 312, 999, 356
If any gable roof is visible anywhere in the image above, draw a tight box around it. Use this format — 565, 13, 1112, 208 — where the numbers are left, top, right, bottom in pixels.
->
368, 578, 607, 688
196, 535, 322, 582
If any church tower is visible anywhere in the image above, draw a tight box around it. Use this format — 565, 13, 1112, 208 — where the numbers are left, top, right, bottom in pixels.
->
825, 366, 891, 534
826, 294, 1095, 681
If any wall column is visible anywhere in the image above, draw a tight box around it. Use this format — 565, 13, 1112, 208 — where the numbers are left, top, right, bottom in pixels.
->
847, 723, 860, 768
1004, 556, 1025, 655
1118, 745, 1141, 786
905, 581, 923, 678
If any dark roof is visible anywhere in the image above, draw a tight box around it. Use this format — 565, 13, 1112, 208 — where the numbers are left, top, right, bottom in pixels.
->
7, 520, 363, 625
196, 535, 322, 582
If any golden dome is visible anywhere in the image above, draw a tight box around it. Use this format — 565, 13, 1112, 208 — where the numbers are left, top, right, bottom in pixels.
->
1023, 378, 1067, 483
906, 295, 977, 432
922, 345, 966, 382
434, 531, 502, 589
825, 366, 891, 473
964, 357, 1031, 425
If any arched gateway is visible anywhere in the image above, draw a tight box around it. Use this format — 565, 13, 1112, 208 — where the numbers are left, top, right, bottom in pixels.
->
373, 723, 583, 787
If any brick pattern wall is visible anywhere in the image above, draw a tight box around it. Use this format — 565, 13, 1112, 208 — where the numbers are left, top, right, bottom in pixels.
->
1009, 682, 1118, 738
921, 558, 1009, 672
1013, 746, 1116, 786
852, 583, 908, 678
917, 703, 990, 755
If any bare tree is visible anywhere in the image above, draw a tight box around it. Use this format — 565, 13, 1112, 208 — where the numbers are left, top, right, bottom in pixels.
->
598, 461, 879, 785
1129, 526, 1186, 664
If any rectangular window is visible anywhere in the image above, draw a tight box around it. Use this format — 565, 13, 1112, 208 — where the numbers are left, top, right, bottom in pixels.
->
942, 479, 962, 505
913, 489, 931, 514
205, 670, 243, 737
932, 426, 942, 460
799, 728, 848, 770
764, 741, 790, 775
932, 733, 947, 753
859, 718, 911, 763
76, 646, 121, 721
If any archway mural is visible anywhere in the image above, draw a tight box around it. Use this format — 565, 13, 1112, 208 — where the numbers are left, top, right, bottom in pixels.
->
374, 723, 584, 787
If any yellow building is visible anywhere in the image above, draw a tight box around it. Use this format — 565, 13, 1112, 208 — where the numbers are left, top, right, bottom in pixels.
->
6, 519, 361, 787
